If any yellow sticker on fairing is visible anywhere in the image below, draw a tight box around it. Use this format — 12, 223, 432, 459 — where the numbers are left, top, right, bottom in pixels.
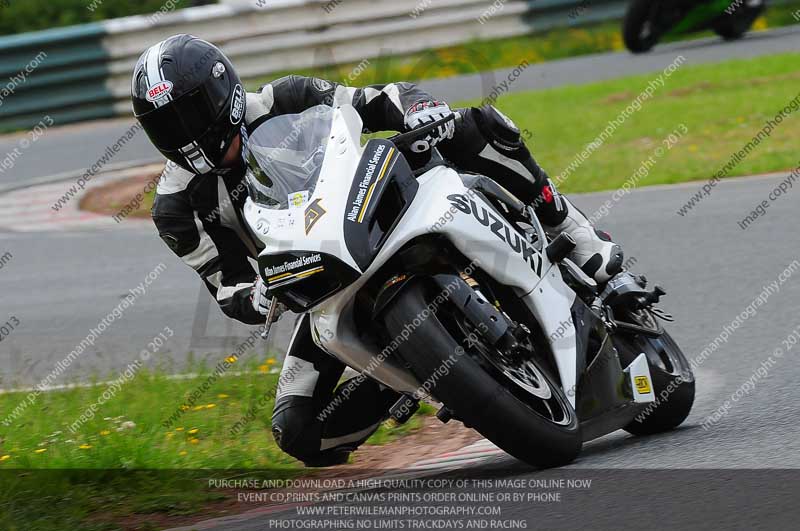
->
634, 376, 652, 394
288, 190, 309, 209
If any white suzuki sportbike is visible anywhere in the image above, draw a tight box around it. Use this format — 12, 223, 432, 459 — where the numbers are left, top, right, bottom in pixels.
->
243, 104, 694, 468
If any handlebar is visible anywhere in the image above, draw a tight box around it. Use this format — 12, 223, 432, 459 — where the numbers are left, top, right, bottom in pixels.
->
388, 110, 460, 148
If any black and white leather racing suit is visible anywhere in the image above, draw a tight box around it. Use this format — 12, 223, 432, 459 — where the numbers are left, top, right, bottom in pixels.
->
152, 75, 571, 466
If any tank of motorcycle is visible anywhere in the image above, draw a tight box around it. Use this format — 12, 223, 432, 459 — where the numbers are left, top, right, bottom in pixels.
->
243, 104, 579, 401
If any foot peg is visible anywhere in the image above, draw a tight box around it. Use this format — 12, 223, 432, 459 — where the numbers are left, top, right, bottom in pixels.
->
546, 232, 576, 263
436, 407, 453, 423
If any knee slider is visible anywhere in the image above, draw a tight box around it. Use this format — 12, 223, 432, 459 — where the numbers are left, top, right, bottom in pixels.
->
270, 399, 322, 461
271, 412, 349, 467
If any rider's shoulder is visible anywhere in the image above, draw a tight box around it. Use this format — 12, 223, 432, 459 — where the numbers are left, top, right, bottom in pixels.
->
245, 86, 275, 125
245, 75, 317, 125
152, 168, 193, 223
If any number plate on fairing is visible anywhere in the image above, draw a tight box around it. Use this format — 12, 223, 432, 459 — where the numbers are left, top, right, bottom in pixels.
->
624, 353, 656, 403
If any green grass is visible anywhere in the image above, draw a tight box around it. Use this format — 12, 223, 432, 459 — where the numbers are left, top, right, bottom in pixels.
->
0, 363, 431, 530
463, 52, 800, 194
0, 0, 197, 36
1, 367, 280, 469
0, 364, 427, 469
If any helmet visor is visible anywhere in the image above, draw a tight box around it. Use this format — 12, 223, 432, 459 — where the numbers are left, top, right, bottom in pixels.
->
245, 105, 334, 210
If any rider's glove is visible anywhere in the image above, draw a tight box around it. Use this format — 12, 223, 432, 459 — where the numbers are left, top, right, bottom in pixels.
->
403, 100, 455, 152
250, 276, 272, 316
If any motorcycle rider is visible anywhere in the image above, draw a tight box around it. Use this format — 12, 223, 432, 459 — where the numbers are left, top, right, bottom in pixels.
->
133, 35, 623, 466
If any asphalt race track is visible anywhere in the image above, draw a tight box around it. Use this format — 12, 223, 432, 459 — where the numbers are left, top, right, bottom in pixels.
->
2, 28, 800, 528
4, 170, 799, 454
162, 172, 800, 530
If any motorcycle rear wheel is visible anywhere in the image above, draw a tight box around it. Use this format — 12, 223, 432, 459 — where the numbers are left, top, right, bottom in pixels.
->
712, 6, 763, 41
383, 280, 582, 468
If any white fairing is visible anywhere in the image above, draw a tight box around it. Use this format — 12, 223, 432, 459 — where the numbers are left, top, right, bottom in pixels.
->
244, 105, 578, 402
244, 105, 364, 269
521, 269, 578, 407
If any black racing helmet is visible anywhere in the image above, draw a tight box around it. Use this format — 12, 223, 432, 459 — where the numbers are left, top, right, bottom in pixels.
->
132, 34, 245, 173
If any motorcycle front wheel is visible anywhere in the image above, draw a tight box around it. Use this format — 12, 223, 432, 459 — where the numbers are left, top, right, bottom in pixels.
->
623, 0, 661, 53
383, 279, 582, 468
612, 311, 695, 435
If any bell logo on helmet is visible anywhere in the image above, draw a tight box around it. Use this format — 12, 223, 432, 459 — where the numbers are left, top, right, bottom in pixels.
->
230, 84, 245, 124
146, 81, 173, 102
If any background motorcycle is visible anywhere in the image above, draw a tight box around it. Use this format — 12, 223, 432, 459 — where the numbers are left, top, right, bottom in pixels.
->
247, 105, 695, 468
623, 0, 766, 53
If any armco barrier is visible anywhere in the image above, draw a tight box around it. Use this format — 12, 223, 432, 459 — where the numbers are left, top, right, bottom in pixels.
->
0, 23, 114, 132
100, 0, 630, 115
0, 0, 665, 130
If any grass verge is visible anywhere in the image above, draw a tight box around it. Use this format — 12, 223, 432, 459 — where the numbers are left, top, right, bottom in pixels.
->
0, 362, 431, 530
478, 51, 800, 194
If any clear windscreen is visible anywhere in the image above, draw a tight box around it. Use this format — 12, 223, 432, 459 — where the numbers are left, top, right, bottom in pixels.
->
246, 105, 335, 209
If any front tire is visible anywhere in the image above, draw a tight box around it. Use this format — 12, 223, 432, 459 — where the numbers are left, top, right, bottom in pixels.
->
615, 328, 695, 435
383, 280, 582, 468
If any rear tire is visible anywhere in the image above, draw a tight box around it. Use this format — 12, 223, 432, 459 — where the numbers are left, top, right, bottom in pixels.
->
383, 280, 582, 468
713, 6, 762, 41
623, 0, 660, 53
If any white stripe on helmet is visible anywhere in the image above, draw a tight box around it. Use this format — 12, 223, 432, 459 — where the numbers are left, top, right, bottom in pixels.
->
145, 39, 171, 108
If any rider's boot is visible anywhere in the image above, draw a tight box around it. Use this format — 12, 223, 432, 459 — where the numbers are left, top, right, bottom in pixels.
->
439, 104, 624, 283
544, 197, 623, 283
